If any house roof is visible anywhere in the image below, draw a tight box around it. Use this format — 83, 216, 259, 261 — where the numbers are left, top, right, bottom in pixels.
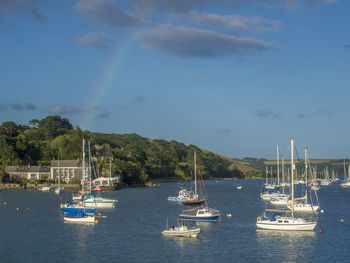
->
5, 166, 50, 173
51, 160, 81, 168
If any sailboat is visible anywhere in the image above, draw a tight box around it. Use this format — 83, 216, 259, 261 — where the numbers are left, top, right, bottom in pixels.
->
63, 139, 96, 223
55, 157, 64, 194
256, 139, 317, 231
74, 141, 118, 208
181, 152, 205, 205
286, 148, 319, 213
340, 160, 350, 187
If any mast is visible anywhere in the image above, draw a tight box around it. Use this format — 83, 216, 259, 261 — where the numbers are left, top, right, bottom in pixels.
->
277, 144, 280, 186
88, 141, 92, 193
304, 148, 308, 204
82, 139, 85, 194
194, 151, 197, 198
265, 166, 268, 186
282, 158, 285, 194
291, 139, 294, 217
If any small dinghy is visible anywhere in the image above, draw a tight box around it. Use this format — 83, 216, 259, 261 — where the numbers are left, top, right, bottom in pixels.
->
162, 222, 200, 237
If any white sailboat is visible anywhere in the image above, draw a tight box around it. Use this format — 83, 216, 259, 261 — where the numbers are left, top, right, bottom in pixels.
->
287, 148, 319, 213
340, 161, 350, 188
257, 139, 317, 231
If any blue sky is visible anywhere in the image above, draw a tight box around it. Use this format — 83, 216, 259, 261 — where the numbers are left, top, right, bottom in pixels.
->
1, 0, 349, 159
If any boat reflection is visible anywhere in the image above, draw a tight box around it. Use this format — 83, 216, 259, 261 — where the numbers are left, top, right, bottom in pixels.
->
256, 229, 316, 262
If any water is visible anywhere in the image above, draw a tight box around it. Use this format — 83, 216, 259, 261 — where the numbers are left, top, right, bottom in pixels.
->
0, 180, 349, 262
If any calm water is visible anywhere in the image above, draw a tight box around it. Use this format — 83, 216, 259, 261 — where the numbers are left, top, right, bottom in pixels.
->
0, 180, 349, 262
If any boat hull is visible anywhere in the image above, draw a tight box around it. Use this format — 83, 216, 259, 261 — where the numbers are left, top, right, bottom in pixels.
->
181, 199, 205, 205
256, 220, 316, 231
179, 215, 219, 222
64, 215, 96, 223
162, 228, 200, 237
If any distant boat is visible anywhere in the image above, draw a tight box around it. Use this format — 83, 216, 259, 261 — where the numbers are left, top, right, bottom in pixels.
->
41, 184, 51, 192
340, 161, 350, 188
236, 186, 242, 190
256, 139, 317, 231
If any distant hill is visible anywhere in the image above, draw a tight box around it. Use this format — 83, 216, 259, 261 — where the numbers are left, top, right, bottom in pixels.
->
0, 116, 263, 185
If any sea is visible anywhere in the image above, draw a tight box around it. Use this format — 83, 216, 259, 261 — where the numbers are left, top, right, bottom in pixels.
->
0, 180, 349, 263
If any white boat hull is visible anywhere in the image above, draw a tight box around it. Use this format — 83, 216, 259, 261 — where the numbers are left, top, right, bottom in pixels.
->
64, 215, 96, 223
162, 227, 200, 237
287, 204, 319, 212
257, 219, 316, 231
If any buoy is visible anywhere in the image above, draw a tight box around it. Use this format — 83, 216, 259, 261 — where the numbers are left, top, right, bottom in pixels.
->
3, 202, 7, 206
219, 219, 223, 223
341, 219, 344, 222
321, 210, 324, 213
319, 229, 323, 233
16, 208, 19, 211
95, 220, 99, 224
60, 203, 63, 208
226, 213, 232, 217
27, 208, 31, 211
98, 213, 102, 216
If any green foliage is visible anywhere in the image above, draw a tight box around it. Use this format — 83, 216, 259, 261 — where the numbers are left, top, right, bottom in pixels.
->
38, 115, 73, 140
0, 116, 260, 185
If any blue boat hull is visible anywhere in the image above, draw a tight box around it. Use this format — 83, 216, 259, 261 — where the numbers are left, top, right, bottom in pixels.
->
61, 207, 96, 214
179, 215, 219, 222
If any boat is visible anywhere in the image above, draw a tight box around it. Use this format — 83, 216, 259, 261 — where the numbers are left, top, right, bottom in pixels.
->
54, 157, 64, 195
63, 211, 96, 223
73, 140, 118, 209
41, 184, 51, 192
162, 221, 200, 237
256, 139, 317, 231
181, 152, 205, 205
168, 188, 193, 201
286, 148, 320, 213
179, 206, 220, 222
340, 161, 350, 188
237, 186, 242, 190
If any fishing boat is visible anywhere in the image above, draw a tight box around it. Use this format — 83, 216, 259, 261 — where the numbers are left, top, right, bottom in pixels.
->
162, 221, 200, 237
179, 206, 220, 222
182, 152, 205, 205
256, 139, 317, 231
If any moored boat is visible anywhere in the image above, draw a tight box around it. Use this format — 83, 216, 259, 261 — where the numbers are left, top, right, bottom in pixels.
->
179, 206, 220, 222
162, 223, 200, 237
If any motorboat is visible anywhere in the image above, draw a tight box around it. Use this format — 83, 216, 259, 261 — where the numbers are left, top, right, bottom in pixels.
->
162, 222, 200, 237
179, 206, 220, 222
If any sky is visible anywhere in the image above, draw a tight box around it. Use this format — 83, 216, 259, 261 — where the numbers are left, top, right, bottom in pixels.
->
0, 0, 349, 160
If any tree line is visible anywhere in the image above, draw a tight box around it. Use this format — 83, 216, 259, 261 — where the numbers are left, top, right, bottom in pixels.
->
0, 116, 259, 185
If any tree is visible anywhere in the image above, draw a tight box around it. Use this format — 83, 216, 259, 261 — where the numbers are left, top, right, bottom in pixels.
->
1, 121, 18, 137
38, 115, 73, 140
28, 119, 39, 128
